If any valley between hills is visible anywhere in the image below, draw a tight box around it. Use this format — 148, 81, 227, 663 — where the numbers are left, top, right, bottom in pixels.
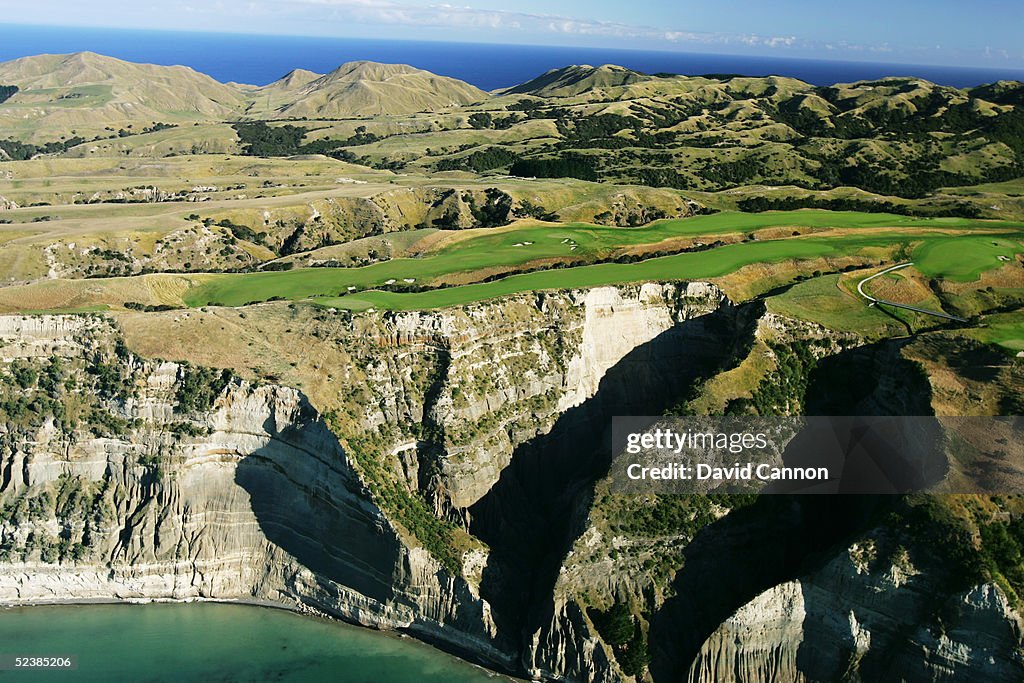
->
1, 51, 1024, 681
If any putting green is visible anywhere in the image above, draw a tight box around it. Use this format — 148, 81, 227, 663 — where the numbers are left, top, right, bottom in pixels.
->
913, 236, 1023, 281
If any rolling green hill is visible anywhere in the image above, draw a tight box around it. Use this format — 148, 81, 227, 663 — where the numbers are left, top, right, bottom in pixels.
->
2, 52, 1023, 204
501, 64, 651, 97
0, 53, 490, 140
0, 52, 248, 140
247, 61, 488, 118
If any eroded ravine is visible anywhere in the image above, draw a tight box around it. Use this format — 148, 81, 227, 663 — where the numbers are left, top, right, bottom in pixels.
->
467, 301, 761, 663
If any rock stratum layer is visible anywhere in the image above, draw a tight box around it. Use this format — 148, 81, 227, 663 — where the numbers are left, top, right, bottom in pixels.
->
0, 284, 1021, 681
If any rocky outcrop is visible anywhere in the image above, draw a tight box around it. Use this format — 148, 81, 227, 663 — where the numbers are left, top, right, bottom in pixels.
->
688, 582, 808, 683
528, 599, 619, 683
192, 187, 482, 258
687, 533, 1024, 682
42, 225, 263, 279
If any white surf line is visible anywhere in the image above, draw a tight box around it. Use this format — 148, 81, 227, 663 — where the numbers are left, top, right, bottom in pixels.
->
856, 262, 968, 322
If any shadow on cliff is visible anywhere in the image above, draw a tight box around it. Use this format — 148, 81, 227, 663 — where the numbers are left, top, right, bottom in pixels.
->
235, 408, 400, 606
649, 337, 936, 682
803, 338, 935, 416
649, 495, 890, 681
467, 301, 761, 659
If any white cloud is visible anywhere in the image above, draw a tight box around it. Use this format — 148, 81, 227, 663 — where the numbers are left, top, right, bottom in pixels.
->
3, 0, 1019, 68
284, 0, 804, 49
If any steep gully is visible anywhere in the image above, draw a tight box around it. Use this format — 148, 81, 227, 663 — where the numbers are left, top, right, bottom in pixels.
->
449, 299, 944, 678
649, 336, 939, 681
244, 298, 939, 679
465, 300, 761, 670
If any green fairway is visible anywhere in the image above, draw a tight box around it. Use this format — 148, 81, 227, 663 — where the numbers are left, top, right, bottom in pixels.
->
913, 236, 1024, 281
423, 210, 1004, 263
308, 232, 992, 312
184, 210, 1023, 307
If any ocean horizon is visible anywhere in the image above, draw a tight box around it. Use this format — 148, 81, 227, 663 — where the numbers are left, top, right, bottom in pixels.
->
2, 23, 1024, 90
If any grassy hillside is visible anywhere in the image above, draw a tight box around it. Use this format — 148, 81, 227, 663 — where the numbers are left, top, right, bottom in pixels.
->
0, 52, 248, 140
0, 53, 490, 141
217, 73, 1024, 204
246, 231, 1023, 311
249, 61, 488, 118
501, 64, 650, 97
3, 53, 1023, 206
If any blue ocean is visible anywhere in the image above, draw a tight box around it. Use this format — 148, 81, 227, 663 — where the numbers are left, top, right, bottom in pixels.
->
2, 23, 1023, 90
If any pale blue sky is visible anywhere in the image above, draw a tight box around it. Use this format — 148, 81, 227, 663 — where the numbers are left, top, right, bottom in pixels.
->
3, 0, 1022, 68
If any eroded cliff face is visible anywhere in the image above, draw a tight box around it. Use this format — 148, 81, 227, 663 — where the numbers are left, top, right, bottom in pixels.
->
0, 314, 511, 666
1, 283, 1022, 683
686, 533, 1024, 683
0, 283, 737, 680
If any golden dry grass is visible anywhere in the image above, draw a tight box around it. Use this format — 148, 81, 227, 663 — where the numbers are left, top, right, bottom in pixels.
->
0, 273, 202, 313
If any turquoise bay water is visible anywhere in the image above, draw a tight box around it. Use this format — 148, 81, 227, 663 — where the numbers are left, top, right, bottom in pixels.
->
0, 603, 511, 682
